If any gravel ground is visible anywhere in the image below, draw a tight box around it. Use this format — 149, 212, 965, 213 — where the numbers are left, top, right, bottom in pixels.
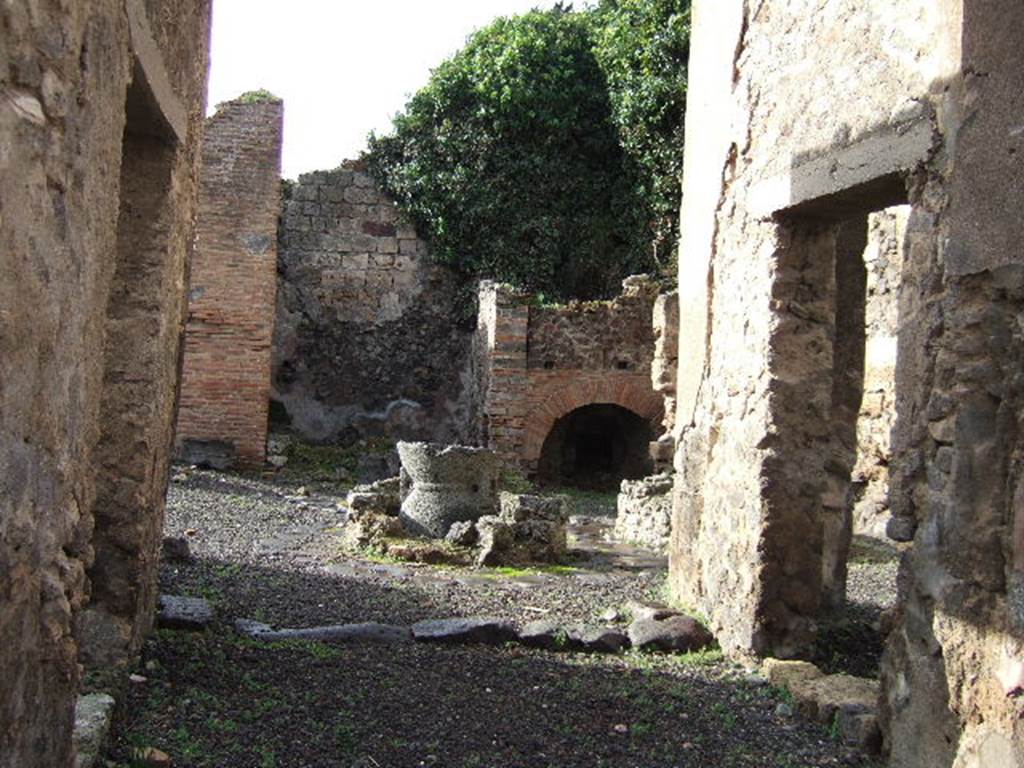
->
161, 469, 665, 629
100, 467, 892, 768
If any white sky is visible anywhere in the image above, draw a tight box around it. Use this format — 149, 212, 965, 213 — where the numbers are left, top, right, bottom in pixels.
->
207, 0, 567, 179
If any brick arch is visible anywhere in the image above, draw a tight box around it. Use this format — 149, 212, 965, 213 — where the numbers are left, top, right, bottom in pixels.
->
522, 375, 663, 465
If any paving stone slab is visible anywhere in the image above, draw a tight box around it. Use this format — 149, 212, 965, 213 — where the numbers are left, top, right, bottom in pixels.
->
235, 619, 411, 644
411, 617, 516, 645
157, 595, 214, 631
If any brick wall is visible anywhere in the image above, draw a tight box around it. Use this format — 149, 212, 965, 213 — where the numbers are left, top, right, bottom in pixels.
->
475, 278, 663, 472
176, 97, 284, 469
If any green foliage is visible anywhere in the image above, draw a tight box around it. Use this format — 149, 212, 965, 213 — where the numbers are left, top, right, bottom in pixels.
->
592, 0, 690, 276
367, 3, 690, 300
235, 89, 280, 104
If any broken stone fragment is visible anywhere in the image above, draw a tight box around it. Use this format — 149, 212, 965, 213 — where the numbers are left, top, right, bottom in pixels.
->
627, 614, 714, 653
346, 476, 401, 516
762, 658, 825, 689
518, 620, 579, 651
568, 625, 630, 653
383, 539, 471, 566
341, 509, 405, 549
517, 621, 629, 653
258, 622, 412, 645
161, 536, 192, 563
445, 520, 478, 546
615, 474, 673, 551
475, 515, 515, 566
156, 595, 213, 631
73, 693, 116, 768
624, 599, 680, 623
411, 618, 516, 645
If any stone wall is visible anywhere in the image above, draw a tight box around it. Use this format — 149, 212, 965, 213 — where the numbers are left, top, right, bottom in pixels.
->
650, 291, 679, 471
475, 278, 663, 473
176, 97, 284, 470
672, 1, 1023, 766
274, 162, 475, 444
0, 1, 211, 765
851, 208, 905, 538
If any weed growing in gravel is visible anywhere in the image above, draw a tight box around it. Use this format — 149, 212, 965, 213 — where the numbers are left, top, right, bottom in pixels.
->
623, 647, 724, 671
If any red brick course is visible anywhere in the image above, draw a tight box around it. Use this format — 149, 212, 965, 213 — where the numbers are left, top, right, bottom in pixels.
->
176, 97, 284, 469
475, 280, 662, 472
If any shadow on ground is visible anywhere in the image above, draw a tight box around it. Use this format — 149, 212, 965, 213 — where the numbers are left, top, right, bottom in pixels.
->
101, 555, 882, 768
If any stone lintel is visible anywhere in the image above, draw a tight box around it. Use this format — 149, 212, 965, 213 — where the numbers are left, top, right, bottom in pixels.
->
125, 0, 188, 143
748, 119, 933, 219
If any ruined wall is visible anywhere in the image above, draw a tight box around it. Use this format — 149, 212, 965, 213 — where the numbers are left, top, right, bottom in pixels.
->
274, 162, 474, 444
176, 97, 284, 469
0, 1, 211, 765
673, 1, 1023, 765
475, 278, 663, 472
851, 208, 906, 538
650, 292, 679, 471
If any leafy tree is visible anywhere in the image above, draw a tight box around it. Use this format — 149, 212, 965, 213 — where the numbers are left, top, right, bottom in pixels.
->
367, 3, 689, 300
592, 0, 690, 272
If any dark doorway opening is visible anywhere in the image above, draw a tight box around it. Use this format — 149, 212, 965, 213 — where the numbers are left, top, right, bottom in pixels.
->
537, 404, 653, 491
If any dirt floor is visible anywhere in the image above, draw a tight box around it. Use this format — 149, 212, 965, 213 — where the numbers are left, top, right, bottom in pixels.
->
99, 467, 894, 768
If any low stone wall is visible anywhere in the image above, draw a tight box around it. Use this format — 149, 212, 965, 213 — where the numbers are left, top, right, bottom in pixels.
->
273, 161, 475, 445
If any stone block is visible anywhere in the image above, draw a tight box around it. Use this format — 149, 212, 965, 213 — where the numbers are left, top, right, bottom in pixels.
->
411, 618, 517, 645
763, 658, 825, 689
157, 595, 214, 631
73, 693, 116, 768
627, 615, 714, 653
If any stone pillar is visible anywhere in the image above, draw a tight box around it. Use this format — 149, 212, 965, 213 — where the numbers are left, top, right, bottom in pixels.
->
650, 291, 679, 471
176, 96, 284, 470
477, 282, 531, 468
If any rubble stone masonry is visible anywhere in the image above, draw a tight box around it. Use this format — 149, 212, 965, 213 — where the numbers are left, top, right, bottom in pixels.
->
673, 2, 1023, 766
273, 163, 475, 444
176, 97, 284, 469
0, 1, 211, 765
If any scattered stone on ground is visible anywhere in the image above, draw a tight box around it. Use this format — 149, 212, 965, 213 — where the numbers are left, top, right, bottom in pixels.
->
568, 625, 631, 653
73, 693, 116, 768
445, 519, 478, 546
345, 476, 401, 516
411, 617, 517, 645
628, 614, 715, 653
129, 467, 896, 767
161, 536, 192, 563
624, 599, 680, 623
156, 595, 213, 631
340, 509, 404, 549
518, 620, 630, 654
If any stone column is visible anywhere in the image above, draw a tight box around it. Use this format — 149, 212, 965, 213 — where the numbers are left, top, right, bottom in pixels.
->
477, 282, 531, 467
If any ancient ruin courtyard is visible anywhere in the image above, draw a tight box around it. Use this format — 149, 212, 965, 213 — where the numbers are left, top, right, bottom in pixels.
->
77, 461, 894, 767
